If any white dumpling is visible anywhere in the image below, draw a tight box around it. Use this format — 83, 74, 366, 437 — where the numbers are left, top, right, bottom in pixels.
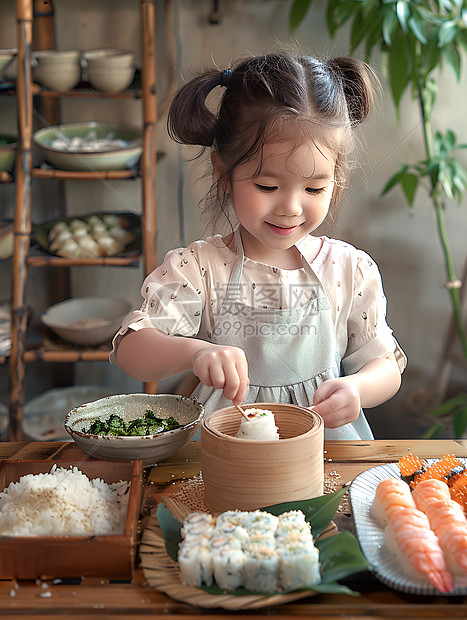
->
97, 235, 125, 256
49, 230, 72, 252
69, 218, 88, 233
56, 238, 80, 258
77, 234, 100, 257
108, 226, 136, 245
48, 221, 70, 241
102, 214, 122, 227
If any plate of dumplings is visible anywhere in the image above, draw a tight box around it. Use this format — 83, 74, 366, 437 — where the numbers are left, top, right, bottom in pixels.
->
33, 212, 141, 258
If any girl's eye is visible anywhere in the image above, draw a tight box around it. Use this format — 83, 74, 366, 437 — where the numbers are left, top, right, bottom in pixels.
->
255, 184, 277, 192
306, 187, 326, 195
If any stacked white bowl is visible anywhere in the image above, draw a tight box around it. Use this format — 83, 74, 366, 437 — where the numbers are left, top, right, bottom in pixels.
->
83, 49, 135, 93
31, 50, 81, 92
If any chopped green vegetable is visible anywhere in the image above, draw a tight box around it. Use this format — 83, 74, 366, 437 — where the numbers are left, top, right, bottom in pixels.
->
84, 409, 182, 436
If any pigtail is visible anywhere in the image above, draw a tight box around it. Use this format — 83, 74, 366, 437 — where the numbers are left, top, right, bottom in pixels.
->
167, 70, 226, 147
329, 57, 378, 126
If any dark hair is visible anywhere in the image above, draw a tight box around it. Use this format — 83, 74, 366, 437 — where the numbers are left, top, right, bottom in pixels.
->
168, 51, 378, 231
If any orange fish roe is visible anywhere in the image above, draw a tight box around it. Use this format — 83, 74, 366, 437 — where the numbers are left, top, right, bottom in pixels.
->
398, 453, 426, 478
410, 453, 465, 489
450, 487, 467, 513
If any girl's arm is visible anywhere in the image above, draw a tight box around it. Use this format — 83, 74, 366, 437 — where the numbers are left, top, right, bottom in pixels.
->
311, 354, 401, 428
116, 327, 249, 404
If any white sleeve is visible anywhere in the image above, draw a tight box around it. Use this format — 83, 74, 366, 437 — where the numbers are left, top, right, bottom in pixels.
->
109, 246, 204, 365
342, 251, 406, 375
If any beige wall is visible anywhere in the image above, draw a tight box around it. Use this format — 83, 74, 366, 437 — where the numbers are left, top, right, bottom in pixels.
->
1, 0, 466, 436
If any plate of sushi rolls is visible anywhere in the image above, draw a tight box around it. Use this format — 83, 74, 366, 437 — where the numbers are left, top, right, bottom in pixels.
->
349, 456, 467, 595
32, 212, 141, 258
139, 488, 370, 610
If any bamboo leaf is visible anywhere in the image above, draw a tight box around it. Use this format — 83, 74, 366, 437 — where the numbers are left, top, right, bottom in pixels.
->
400, 172, 419, 204
382, 9, 398, 46
317, 531, 371, 583
387, 35, 410, 111
421, 422, 445, 438
396, 0, 410, 33
444, 42, 462, 80
438, 20, 458, 47
265, 486, 349, 538
381, 167, 408, 195
157, 502, 182, 562
289, 0, 313, 32
428, 393, 467, 416
408, 15, 428, 44
453, 407, 467, 438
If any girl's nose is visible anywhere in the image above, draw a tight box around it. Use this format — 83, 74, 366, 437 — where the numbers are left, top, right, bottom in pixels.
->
276, 194, 303, 216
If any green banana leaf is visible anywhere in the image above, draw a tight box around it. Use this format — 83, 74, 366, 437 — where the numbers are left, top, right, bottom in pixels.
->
156, 488, 370, 597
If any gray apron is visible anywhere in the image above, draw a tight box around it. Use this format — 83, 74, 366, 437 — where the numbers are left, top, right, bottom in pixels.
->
192, 228, 373, 441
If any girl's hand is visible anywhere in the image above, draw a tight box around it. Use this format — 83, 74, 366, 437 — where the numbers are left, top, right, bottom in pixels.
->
191, 344, 249, 405
311, 378, 361, 428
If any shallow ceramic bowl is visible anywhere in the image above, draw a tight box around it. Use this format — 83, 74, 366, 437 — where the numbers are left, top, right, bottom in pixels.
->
64, 393, 204, 467
83, 48, 134, 68
0, 134, 17, 172
41, 296, 132, 346
0, 49, 17, 79
87, 64, 135, 93
33, 121, 142, 171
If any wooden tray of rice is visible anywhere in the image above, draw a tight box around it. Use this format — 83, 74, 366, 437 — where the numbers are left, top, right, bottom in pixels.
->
0, 459, 142, 579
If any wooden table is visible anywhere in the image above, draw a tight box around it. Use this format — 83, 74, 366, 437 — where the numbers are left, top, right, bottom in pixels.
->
1, 438, 467, 619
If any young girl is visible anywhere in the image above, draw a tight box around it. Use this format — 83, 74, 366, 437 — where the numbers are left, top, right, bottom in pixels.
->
111, 51, 406, 440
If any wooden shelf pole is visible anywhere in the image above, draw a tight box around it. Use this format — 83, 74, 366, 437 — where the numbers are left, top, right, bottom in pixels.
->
9, 0, 34, 440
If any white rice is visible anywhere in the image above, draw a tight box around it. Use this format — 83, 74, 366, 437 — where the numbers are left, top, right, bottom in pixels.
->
0, 465, 130, 536
236, 408, 279, 441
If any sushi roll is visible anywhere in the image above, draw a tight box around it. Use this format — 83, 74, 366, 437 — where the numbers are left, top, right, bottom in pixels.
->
243, 510, 279, 534
242, 544, 280, 593
178, 540, 213, 587
215, 510, 247, 529
236, 408, 279, 441
181, 511, 215, 540
248, 531, 276, 549
211, 521, 249, 544
278, 538, 320, 590
212, 547, 246, 591
276, 521, 313, 544
278, 510, 308, 526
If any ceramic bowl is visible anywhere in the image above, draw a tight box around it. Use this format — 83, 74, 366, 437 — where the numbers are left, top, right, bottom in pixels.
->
64, 393, 204, 467
31, 50, 81, 91
33, 121, 143, 171
41, 296, 132, 346
83, 48, 134, 68
87, 64, 135, 93
0, 134, 17, 172
0, 49, 17, 79
201, 403, 324, 512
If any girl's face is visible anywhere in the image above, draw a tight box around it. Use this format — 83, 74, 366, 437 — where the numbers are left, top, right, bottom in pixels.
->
217, 138, 336, 266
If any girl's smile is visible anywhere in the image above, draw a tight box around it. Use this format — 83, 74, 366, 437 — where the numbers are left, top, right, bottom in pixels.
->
221, 138, 336, 267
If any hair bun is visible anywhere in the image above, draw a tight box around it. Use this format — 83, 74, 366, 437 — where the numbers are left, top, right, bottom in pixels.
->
330, 57, 377, 126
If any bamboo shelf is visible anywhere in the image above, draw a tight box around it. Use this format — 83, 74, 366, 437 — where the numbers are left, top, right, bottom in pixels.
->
8, 0, 158, 440
32, 167, 140, 180
23, 348, 111, 363
26, 254, 141, 267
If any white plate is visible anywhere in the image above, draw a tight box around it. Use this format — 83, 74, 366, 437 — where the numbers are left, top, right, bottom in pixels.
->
349, 460, 467, 595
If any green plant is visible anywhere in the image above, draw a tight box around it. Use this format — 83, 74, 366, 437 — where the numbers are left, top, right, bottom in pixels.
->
289, 0, 467, 435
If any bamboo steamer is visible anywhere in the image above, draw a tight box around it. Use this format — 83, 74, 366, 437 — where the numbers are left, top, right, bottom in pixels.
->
201, 403, 324, 512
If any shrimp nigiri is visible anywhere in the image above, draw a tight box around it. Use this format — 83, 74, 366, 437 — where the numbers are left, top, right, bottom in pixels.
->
372, 477, 454, 593
413, 478, 467, 575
